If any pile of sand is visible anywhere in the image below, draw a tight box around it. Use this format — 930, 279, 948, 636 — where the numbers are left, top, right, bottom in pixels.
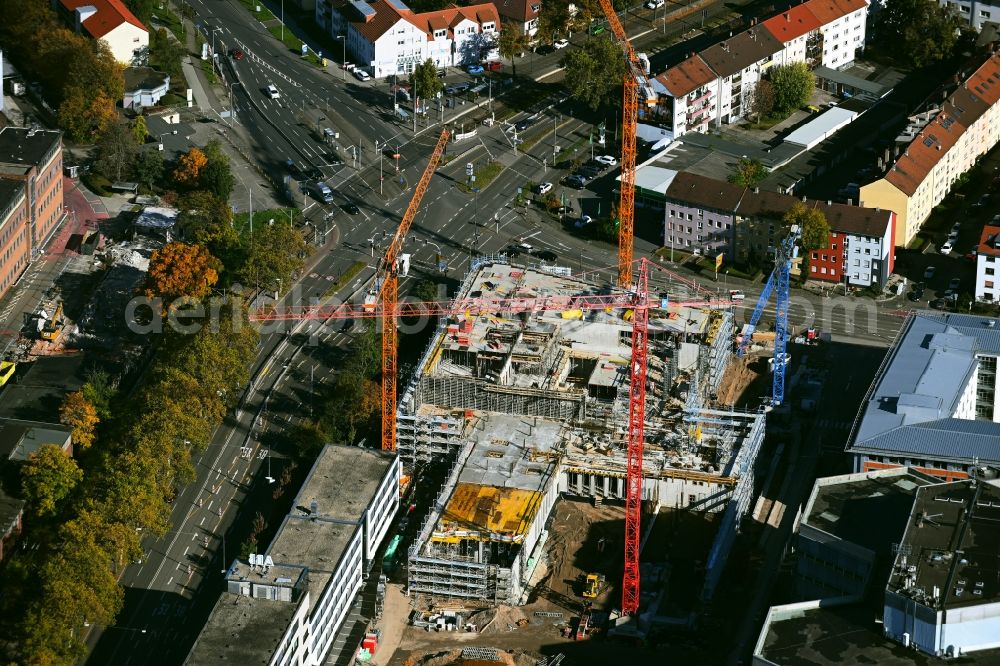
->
477, 605, 528, 635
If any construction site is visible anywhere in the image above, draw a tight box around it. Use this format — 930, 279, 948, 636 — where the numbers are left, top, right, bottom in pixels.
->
397, 258, 767, 630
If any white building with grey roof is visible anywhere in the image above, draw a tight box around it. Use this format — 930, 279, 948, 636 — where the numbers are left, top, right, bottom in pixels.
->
185, 446, 400, 666
846, 312, 1000, 480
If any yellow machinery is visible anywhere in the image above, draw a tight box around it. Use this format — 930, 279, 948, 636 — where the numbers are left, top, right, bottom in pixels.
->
0, 361, 15, 387
40, 303, 63, 341
582, 573, 605, 599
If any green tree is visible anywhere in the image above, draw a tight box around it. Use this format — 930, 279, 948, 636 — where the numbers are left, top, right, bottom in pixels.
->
82, 368, 116, 421
769, 62, 814, 114
785, 202, 830, 251
410, 58, 443, 104
96, 121, 139, 182
123, 0, 155, 23
412, 279, 441, 302
239, 223, 308, 292
130, 115, 148, 144
562, 35, 627, 110
728, 157, 768, 188
749, 79, 775, 122
537, 0, 572, 42
199, 141, 235, 200
21, 444, 83, 518
498, 26, 528, 77
135, 149, 165, 190
876, 0, 961, 66
149, 27, 184, 79
176, 190, 238, 252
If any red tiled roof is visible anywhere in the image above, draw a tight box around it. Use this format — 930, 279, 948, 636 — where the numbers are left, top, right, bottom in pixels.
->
802, 0, 866, 25
352, 0, 406, 42
883, 54, 1000, 197
405, 3, 499, 38
761, 5, 822, 43
966, 53, 1000, 107
830, 0, 869, 17
60, 0, 146, 38
979, 226, 1000, 257
885, 112, 967, 197
656, 54, 716, 97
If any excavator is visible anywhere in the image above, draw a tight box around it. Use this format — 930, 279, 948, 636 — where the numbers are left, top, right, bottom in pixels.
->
582, 572, 606, 599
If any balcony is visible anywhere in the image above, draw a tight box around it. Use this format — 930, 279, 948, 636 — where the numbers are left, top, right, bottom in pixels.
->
687, 106, 710, 125
688, 89, 712, 107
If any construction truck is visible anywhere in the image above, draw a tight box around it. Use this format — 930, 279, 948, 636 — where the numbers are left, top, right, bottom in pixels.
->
582, 573, 605, 599
575, 602, 593, 640
40, 303, 64, 341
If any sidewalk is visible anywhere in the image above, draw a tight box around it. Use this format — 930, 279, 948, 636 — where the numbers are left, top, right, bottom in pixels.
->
0, 177, 109, 355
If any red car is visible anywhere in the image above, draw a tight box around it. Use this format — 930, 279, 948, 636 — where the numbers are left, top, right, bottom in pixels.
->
230, 48, 245, 61
486, 61, 503, 71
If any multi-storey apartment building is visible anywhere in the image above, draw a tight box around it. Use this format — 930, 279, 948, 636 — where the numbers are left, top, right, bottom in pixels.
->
332, 0, 498, 76
664, 171, 894, 286
975, 225, 1000, 302
655, 0, 868, 138
860, 54, 1000, 246
0, 127, 64, 270
0, 181, 30, 300
938, 0, 1000, 30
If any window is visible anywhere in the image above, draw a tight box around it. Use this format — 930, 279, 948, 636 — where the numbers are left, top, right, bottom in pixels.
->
832, 244, 837, 250
987, 281, 995, 288
987, 267, 995, 275
980, 9, 990, 16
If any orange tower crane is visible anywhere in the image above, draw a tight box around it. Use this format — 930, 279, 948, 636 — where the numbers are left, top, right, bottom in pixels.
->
597, 0, 658, 290
375, 127, 450, 452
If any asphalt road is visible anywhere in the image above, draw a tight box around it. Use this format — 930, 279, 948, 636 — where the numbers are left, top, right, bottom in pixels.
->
85, 0, 912, 661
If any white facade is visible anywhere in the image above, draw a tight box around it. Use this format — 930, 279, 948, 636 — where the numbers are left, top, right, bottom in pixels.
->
939, 0, 1000, 30
344, 2, 498, 77
816, 6, 866, 70
102, 21, 148, 64
975, 247, 1000, 302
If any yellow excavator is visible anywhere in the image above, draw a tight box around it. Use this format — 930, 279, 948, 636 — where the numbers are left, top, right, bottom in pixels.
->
40, 303, 64, 341
582, 573, 605, 599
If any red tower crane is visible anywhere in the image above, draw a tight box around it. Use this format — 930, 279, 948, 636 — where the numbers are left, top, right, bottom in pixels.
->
597, 0, 658, 290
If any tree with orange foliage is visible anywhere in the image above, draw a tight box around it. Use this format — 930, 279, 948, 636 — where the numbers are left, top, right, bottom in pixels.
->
145, 242, 220, 304
59, 391, 100, 451
172, 147, 208, 187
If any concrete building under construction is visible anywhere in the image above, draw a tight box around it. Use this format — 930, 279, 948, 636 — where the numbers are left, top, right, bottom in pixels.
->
398, 259, 767, 611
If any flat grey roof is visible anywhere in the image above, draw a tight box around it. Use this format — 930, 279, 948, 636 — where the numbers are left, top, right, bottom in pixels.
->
0, 419, 72, 461
757, 602, 1000, 665
888, 481, 1000, 610
185, 592, 298, 665
849, 313, 992, 455
266, 516, 357, 614
805, 468, 938, 553
292, 445, 395, 524
0, 127, 61, 169
784, 107, 860, 149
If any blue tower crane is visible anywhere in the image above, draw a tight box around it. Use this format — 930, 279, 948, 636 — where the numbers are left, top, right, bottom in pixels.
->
736, 225, 801, 406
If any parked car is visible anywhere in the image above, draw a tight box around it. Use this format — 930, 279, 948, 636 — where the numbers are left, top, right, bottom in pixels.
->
949, 277, 962, 290
230, 48, 245, 60
973, 193, 991, 208
536, 182, 553, 195
908, 284, 925, 301
951, 222, 962, 234
595, 154, 618, 166
445, 83, 470, 95
929, 297, 948, 309
534, 249, 558, 261
574, 215, 593, 228
644, 0, 664, 7
514, 118, 535, 132
353, 69, 372, 81
265, 84, 280, 99
924, 266, 937, 279
579, 166, 601, 179
565, 174, 586, 188
467, 64, 485, 75
535, 44, 555, 55
486, 61, 503, 71
554, 38, 570, 49
940, 241, 954, 254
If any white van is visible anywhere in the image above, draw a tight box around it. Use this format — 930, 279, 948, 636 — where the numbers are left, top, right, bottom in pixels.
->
311, 182, 334, 203
729, 290, 746, 302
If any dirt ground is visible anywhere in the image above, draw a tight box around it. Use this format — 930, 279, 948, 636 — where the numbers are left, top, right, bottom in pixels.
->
715, 356, 760, 406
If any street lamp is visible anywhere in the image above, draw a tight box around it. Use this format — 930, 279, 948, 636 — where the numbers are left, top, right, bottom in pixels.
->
210, 26, 222, 58
336, 36, 346, 82
281, 0, 285, 43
